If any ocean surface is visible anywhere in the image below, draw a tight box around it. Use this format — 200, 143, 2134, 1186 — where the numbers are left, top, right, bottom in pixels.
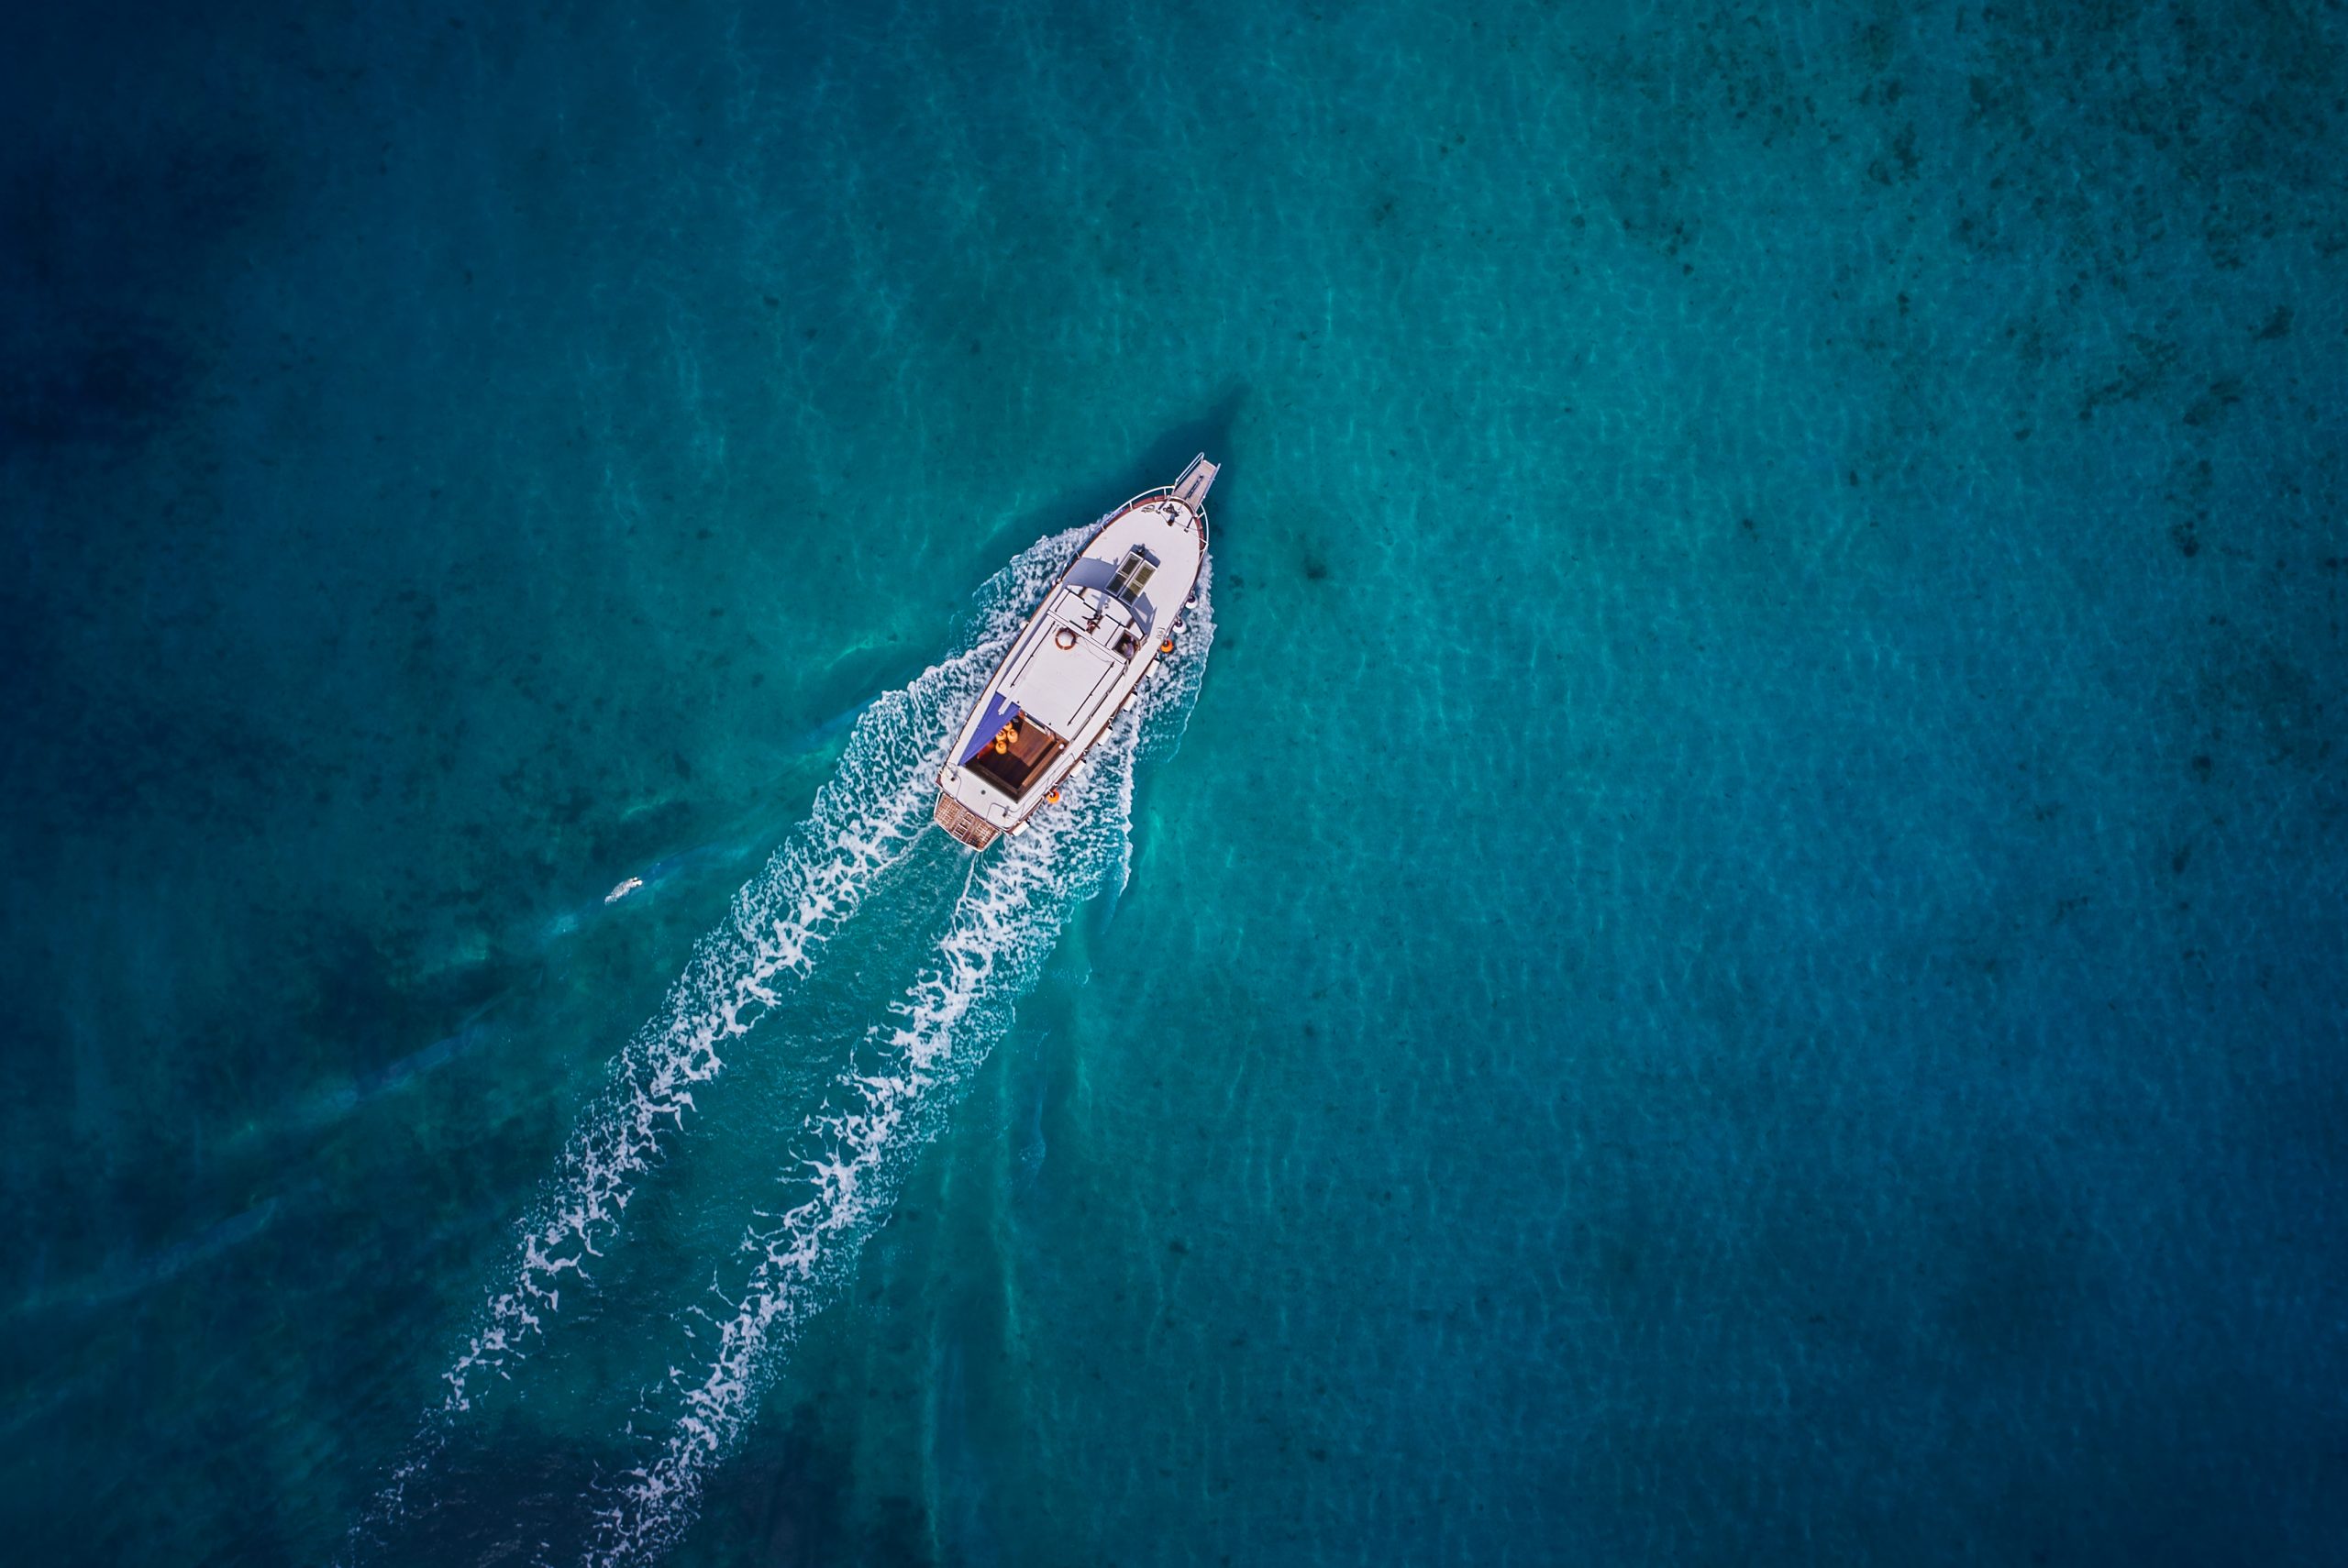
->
4, 2, 2345, 1563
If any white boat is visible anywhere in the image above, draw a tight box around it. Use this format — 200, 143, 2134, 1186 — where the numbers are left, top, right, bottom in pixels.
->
934, 455, 1216, 849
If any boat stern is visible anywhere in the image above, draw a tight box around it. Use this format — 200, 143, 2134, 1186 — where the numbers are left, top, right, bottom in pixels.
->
933, 790, 1000, 850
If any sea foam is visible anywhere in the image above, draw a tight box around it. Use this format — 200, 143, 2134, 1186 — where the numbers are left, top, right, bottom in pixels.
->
583, 561, 1214, 1565
353, 525, 1212, 1564
346, 526, 1091, 1550
437, 526, 1095, 1411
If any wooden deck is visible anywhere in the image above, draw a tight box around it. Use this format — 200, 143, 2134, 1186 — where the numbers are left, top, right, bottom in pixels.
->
933, 791, 1000, 850
967, 719, 1068, 798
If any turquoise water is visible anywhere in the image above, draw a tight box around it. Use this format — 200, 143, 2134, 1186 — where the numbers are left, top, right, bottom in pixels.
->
5, 1, 2345, 1563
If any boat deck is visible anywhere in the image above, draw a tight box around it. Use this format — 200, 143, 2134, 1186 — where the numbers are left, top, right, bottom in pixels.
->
965, 714, 1067, 797
933, 456, 1214, 849
934, 792, 999, 850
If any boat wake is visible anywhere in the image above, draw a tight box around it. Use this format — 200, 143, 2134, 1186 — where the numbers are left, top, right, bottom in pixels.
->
588, 567, 1213, 1563
349, 528, 1213, 1563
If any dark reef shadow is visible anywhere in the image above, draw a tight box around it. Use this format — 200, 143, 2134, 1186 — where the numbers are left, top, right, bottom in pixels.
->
702, 1402, 936, 1568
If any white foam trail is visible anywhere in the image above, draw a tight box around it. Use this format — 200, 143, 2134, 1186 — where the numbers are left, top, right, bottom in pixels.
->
585, 564, 1215, 1567
348, 527, 1095, 1550
439, 526, 1090, 1413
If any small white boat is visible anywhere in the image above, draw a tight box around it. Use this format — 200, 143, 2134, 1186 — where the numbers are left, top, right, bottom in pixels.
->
933, 455, 1216, 849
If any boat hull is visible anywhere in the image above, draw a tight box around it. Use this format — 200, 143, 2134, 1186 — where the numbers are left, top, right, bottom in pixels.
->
933, 457, 1215, 849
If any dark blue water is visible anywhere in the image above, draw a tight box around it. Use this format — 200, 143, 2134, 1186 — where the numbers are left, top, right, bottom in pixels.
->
5, 2, 2344, 1563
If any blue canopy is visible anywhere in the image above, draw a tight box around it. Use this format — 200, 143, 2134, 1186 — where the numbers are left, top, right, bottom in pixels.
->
958, 693, 1021, 766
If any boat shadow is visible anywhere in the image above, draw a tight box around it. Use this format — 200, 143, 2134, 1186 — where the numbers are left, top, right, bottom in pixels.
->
966, 382, 1248, 575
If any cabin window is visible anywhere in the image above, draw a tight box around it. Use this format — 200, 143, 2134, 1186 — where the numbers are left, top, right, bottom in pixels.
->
1107, 547, 1157, 604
